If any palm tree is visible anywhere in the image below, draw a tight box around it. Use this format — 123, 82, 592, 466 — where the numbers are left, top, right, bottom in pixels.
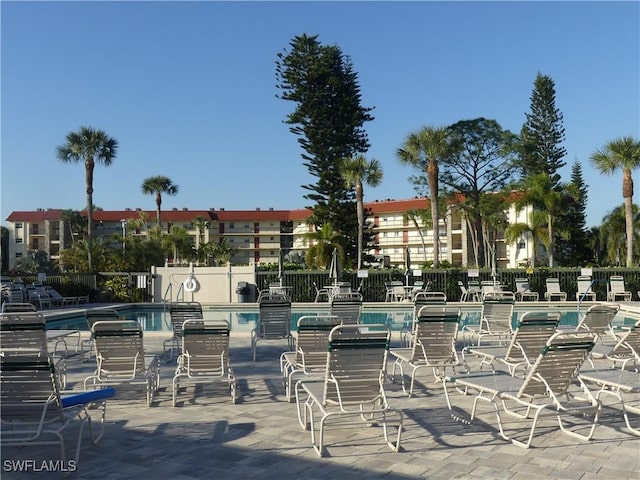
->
339, 155, 383, 268
515, 173, 566, 267
599, 204, 640, 266
404, 208, 431, 264
504, 210, 549, 267
192, 216, 210, 249
56, 126, 118, 271
396, 126, 449, 268
590, 136, 640, 267
141, 176, 179, 229
303, 223, 343, 269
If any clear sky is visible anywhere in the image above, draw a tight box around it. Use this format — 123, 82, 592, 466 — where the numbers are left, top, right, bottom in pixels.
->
1, 1, 638, 229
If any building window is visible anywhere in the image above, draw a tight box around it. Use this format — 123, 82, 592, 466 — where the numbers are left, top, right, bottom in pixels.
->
16, 252, 22, 258
15, 222, 23, 228
16, 238, 23, 244
229, 223, 235, 229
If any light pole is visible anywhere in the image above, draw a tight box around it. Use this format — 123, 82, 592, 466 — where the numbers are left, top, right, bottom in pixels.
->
120, 219, 126, 253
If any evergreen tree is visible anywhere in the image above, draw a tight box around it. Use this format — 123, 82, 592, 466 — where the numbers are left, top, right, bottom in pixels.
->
276, 34, 374, 263
556, 161, 592, 265
519, 73, 566, 185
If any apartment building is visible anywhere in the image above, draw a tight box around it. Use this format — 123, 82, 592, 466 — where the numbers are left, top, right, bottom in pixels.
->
4, 198, 528, 270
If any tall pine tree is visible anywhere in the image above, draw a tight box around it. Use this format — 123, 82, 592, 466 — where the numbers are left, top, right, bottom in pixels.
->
519, 73, 566, 186
516, 73, 567, 266
556, 161, 592, 266
276, 34, 374, 266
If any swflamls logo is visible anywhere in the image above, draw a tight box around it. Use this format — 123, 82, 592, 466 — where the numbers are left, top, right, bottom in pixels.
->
3, 459, 77, 473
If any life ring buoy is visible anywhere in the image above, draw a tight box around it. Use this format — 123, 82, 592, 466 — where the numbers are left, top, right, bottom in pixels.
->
183, 274, 199, 293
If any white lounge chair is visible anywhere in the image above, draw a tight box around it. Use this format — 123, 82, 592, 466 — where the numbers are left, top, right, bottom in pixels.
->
163, 302, 203, 362
514, 278, 539, 302
576, 275, 596, 301
445, 331, 600, 448
607, 276, 632, 302
0, 309, 69, 388
329, 292, 362, 325
544, 278, 567, 301
84, 320, 160, 406
574, 304, 620, 343
280, 315, 341, 402
390, 307, 465, 396
44, 286, 78, 306
251, 294, 293, 362
295, 324, 403, 457
462, 311, 561, 376
312, 282, 330, 302
590, 319, 640, 370
0, 348, 115, 469
579, 367, 640, 436
461, 292, 515, 347
81, 309, 121, 362
172, 319, 236, 405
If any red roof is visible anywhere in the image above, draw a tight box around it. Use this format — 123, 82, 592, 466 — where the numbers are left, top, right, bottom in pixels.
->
5, 197, 476, 223
5, 209, 64, 222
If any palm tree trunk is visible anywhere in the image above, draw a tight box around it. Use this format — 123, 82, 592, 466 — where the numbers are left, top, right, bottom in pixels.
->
547, 214, 554, 267
356, 183, 364, 269
623, 168, 634, 267
155, 192, 162, 229
85, 159, 95, 271
427, 160, 439, 268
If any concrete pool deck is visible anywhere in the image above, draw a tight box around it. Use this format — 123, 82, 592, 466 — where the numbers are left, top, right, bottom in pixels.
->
1, 319, 639, 480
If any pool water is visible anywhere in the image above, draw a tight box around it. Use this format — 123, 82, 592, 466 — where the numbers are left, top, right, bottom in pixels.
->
47, 305, 638, 333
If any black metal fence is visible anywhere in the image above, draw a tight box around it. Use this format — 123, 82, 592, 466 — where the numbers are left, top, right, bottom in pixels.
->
4, 268, 640, 303
257, 268, 640, 303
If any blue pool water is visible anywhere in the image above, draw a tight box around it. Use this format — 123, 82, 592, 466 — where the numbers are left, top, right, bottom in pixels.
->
47, 305, 638, 333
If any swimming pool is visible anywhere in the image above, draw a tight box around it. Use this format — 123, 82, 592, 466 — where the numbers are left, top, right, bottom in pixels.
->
46, 303, 639, 333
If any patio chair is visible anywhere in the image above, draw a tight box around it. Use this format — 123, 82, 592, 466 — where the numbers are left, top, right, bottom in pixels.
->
390, 307, 465, 397
81, 309, 121, 362
461, 292, 515, 347
406, 281, 425, 301
312, 282, 330, 302
574, 303, 620, 342
1, 302, 37, 313
462, 311, 561, 376
172, 319, 237, 405
401, 292, 448, 347
2, 302, 80, 361
384, 280, 403, 302
0, 309, 68, 388
251, 294, 293, 362
576, 275, 596, 302
295, 324, 403, 457
514, 278, 539, 302
458, 281, 470, 302
163, 302, 203, 362
468, 280, 482, 302
280, 315, 341, 402
544, 278, 567, 301
44, 286, 78, 306
589, 319, 640, 370
578, 367, 640, 436
330, 292, 362, 325
607, 275, 632, 302
84, 320, 160, 406
444, 331, 600, 448
27, 284, 52, 310
0, 348, 115, 469
481, 281, 499, 299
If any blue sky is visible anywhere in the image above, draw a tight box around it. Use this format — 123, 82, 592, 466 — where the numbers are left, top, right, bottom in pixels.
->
2, 1, 638, 229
